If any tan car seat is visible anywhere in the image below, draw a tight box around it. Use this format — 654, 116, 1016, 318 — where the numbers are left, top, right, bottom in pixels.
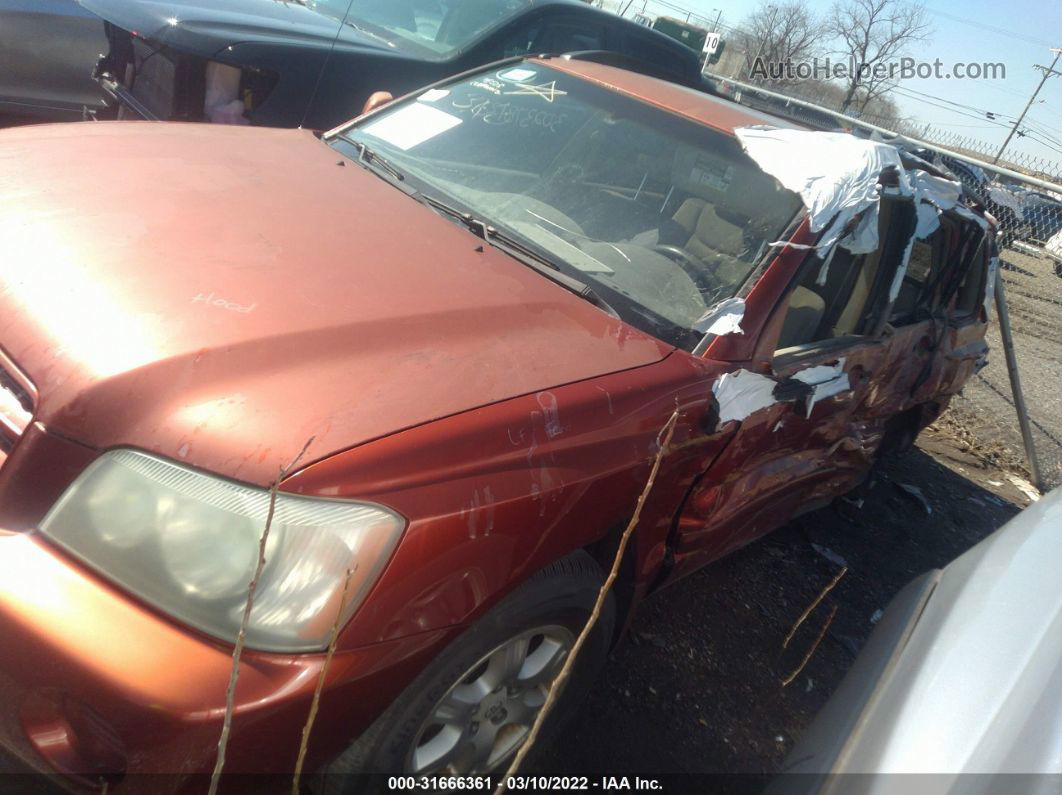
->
777, 286, 827, 350
671, 198, 746, 259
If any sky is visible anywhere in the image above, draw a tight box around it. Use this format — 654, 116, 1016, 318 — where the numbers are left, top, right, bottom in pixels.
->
632, 0, 1062, 166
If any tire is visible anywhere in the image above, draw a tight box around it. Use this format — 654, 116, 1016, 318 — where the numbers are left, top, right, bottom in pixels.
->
317, 550, 615, 793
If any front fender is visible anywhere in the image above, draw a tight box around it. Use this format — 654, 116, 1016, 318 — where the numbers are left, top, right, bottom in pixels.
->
281, 352, 731, 650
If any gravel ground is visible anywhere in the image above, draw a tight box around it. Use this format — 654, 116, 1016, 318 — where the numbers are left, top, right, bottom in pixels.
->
532, 428, 1032, 789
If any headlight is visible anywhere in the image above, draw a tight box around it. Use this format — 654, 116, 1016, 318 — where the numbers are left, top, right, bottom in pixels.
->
40, 450, 406, 652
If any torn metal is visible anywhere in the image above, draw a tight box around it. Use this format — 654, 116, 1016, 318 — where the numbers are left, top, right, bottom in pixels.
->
736, 127, 989, 307
984, 256, 1000, 317
791, 359, 850, 418
693, 297, 746, 336
735, 126, 909, 255
712, 369, 778, 424
711, 358, 851, 427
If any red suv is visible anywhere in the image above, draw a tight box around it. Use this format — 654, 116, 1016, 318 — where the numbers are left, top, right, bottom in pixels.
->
0, 56, 992, 790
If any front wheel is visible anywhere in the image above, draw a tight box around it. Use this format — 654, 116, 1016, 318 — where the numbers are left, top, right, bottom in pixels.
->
318, 550, 614, 791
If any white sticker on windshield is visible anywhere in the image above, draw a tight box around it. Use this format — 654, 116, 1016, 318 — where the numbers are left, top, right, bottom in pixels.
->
500, 67, 537, 82
362, 103, 462, 151
418, 88, 450, 102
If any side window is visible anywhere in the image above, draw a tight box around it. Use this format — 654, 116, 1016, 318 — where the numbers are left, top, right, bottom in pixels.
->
488, 16, 603, 59
953, 236, 989, 319
535, 19, 604, 53
492, 21, 542, 59
890, 224, 949, 325
775, 199, 912, 355
618, 34, 688, 80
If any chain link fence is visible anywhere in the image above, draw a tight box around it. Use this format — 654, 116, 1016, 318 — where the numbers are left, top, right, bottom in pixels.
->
922, 146, 1062, 492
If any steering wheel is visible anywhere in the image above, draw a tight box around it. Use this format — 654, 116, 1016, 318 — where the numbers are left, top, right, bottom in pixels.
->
651, 244, 726, 296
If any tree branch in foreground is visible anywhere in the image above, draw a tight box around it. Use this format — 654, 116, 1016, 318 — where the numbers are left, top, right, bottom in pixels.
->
782, 566, 847, 649
493, 409, 681, 795
208, 436, 316, 795
292, 565, 357, 795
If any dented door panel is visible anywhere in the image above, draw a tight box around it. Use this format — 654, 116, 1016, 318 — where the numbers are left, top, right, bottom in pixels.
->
669, 339, 889, 576
877, 320, 943, 409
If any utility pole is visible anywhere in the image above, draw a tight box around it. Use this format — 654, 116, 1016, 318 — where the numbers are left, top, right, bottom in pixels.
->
993, 47, 1062, 164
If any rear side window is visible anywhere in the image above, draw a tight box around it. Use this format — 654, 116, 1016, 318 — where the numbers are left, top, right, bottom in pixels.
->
536, 19, 604, 52
487, 16, 603, 59
493, 21, 542, 58
890, 226, 948, 325
617, 34, 689, 80
952, 236, 989, 319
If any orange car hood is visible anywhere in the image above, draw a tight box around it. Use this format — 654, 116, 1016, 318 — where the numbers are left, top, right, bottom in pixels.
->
0, 123, 671, 484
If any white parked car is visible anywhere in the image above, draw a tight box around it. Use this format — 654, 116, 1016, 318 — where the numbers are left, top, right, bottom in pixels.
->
1046, 228, 1062, 261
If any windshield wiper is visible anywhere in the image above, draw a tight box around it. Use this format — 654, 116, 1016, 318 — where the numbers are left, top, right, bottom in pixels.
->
335, 135, 411, 189
355, 141, 406, 184
420, 195, 618, 317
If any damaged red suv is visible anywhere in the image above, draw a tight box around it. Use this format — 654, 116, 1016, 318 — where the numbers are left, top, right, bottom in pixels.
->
0, 56, 993, 790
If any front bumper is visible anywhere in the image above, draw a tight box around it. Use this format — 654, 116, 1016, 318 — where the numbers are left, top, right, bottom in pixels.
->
0, 530, 452, 791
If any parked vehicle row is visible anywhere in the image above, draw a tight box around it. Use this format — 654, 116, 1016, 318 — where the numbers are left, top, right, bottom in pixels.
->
2, 0, 706, 129
925, 153, 1062, 247
0, 51, 997, 788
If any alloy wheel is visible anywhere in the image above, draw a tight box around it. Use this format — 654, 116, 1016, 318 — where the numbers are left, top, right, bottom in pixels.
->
406, 625, 575, 776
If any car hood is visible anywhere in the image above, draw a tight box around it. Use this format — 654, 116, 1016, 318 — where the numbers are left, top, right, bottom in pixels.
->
77, 0, 385, 57
0, 122, 670, 485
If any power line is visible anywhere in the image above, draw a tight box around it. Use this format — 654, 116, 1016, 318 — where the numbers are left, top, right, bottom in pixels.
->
921, 9, 1056, 49
889, 86, 1014, 127
889, 85, 1062, 147
1021, 130, 1062, 157
891, 85, 1015, 121
1019, 118, 1062, 146
995, 49, 1062, 162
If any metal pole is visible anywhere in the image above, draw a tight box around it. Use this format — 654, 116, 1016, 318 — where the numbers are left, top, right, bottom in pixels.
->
993, 276, 1044, 492
993, 48, 1061, 164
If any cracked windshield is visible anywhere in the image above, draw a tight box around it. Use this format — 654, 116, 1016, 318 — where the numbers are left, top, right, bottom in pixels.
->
336, 64, 803, 350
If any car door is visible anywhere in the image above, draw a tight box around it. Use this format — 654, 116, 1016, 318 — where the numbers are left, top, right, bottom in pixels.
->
667, 197, 921, 577
0, 0, 106, 117
931, 215, 992, 397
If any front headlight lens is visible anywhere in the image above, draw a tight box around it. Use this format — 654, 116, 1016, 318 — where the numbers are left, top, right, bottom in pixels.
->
40, 450, 406, 652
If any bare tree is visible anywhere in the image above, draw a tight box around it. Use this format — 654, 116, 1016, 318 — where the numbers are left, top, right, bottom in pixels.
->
826, 0, 931, 112
740, 1, 824, 82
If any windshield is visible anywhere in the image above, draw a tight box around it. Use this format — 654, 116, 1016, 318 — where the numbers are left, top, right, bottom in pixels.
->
308, 0, 533, 58
331, 64, 803, 350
